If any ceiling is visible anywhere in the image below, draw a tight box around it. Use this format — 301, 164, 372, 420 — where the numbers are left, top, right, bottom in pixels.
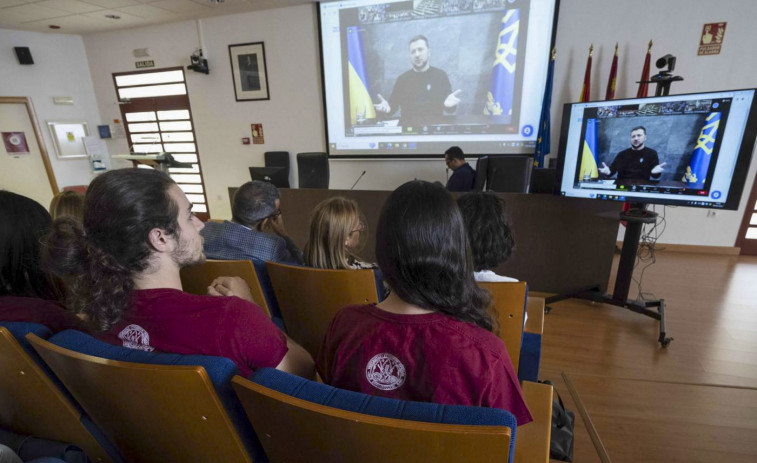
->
0, 0, 315, 35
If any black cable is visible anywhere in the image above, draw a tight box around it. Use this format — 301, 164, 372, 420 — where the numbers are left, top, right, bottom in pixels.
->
632, 205, 668, 302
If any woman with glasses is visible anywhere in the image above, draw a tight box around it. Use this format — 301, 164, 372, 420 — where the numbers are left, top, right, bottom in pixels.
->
304, 196, 374, 270
316, 181, 531, 422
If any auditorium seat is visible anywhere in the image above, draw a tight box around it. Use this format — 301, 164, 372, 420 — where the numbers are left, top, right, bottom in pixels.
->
233, 368, 517, 463
180, 259, 273, 318
0, 323, 120, 463
28, 330, 264, 463
265, 262, 380, 358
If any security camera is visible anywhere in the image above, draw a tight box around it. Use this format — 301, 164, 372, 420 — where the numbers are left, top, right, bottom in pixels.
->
187, 49, 209, 75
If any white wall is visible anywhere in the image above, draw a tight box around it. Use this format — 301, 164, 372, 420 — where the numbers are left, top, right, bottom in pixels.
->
81, 1, 757, 245
0, 28, 103, 195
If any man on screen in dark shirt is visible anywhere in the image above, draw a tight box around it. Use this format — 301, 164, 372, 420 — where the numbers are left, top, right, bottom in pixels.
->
445, 146, 476, 192
373, 35, 461, 125
599, 126, 666, 181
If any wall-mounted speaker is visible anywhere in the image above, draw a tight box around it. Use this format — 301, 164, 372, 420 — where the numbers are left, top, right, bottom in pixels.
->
14, 47, 34, 65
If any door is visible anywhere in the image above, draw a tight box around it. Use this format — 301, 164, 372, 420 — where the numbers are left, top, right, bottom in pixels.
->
0, 97, 58, 207
113, 67, 210, 220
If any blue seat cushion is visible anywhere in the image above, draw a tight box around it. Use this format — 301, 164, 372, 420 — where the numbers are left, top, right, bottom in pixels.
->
251, 368, 516, 462
0, 322, 51, 356
518, 332, 541, 383
47, 330, 267, 462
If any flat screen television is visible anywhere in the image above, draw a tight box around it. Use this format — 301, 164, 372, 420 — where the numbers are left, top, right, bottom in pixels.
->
319, 0, 559, 157
555, 89, 757, 210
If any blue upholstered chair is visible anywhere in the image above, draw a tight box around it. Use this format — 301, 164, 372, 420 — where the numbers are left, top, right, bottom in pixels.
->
233, 368, 517, 463
27, 330, 266, 463
0, 322, 121, 463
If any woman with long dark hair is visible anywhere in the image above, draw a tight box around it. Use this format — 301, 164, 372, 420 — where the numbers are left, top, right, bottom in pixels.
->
0, 190, 79, 331
317, 181, 531, 423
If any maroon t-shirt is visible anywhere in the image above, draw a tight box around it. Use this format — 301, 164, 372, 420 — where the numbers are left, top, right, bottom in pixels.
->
0, 295, 82, 333
98, 289, 288, 378
317, 304, 532, 425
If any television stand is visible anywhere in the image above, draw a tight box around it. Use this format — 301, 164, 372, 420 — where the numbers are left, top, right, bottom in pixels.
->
545, 204, 673, 347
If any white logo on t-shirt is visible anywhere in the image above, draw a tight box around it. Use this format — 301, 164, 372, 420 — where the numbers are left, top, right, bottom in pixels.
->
117, 324, 155, 352
366, 353, 406, 391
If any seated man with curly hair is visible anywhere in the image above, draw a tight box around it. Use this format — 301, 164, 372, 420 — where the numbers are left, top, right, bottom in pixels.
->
457, 191, 517, 283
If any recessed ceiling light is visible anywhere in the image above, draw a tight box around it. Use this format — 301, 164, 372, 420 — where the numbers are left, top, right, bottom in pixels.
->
105, 14, 121, 19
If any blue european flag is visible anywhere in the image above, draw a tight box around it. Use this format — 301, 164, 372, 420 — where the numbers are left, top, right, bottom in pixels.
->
484, 9, 519, 122
683, 112, 720, 185
347, 27, 376, 125
534, 50, 555, 168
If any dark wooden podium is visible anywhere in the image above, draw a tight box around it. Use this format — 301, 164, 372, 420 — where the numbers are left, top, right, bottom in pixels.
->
228, 187, 621, 294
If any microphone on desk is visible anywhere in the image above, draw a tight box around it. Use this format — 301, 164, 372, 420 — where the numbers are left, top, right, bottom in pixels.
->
350, 170, 367, 190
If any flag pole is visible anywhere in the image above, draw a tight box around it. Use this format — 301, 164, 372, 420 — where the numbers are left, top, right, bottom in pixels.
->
579, 44, 593, 103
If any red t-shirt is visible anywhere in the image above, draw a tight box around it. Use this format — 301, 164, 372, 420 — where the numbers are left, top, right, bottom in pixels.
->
317, 304, 532, 425
0, 295, 82, 333
98, 289, 288, 378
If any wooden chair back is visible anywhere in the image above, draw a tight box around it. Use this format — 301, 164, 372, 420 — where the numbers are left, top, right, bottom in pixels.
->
181, 259, 271, 318
514, 381, 553, 463
27, 334, 252, 463
478, 281, 528, 372
232, 375, 511, 463
0, 328, 114, 463
266, 262, 379, 358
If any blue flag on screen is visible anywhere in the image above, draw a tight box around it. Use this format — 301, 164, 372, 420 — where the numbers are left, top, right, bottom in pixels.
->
683, 112, 720, 184
484, 9, 519, 121
347, 26, 376, 125
579, 119, 598, 179
534, 52, 554, 168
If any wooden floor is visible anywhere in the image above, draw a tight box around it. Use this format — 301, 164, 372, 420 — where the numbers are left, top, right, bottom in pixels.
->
536, 251, 757, 462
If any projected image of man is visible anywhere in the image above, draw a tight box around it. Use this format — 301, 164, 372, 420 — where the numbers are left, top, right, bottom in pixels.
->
373, 35, 461, 125
599, 126, 666, 181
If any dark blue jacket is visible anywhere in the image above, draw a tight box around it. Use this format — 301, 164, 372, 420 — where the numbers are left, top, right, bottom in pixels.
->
446, 162, 476, 192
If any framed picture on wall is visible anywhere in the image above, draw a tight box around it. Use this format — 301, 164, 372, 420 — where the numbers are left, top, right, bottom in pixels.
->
47, 121, 89, 159
229, 42, 270, 102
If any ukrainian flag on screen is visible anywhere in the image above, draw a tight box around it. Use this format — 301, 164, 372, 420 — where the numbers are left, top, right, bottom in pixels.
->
683, 112, 720, 184
347, 27, 376, 125
579, 119, 598, 179
484, 9, 519, 120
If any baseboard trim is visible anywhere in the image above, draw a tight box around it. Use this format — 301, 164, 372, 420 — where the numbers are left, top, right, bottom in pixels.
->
617, 242, 741, 255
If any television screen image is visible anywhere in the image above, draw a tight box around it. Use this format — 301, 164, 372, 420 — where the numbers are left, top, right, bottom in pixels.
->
319, 0, 558, 157
556, 89, 757, 210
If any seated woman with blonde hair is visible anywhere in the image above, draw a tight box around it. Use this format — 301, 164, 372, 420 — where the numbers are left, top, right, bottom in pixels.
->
304, 196, 374, 270
49, 190, 84, 222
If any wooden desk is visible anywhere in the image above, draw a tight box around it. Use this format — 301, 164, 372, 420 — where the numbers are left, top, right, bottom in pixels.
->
227, 188, 621, 293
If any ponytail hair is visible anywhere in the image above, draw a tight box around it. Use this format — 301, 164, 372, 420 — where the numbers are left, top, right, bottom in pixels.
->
42, 169, 179, 331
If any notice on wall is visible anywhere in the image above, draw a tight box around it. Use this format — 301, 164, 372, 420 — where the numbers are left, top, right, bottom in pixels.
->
251, 123, 264, 144
698, 22, 726, 56
2, 132, 30, 155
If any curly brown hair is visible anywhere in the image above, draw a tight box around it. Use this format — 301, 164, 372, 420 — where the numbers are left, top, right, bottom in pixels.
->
42, 169, 179, 331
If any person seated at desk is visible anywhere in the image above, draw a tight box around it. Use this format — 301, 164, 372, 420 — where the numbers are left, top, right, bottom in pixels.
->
304, 197, 374, 270
0, 191, 81, 332
445, 146, 476, 192
457, 192, 517, 283
202, 181, 303, 264
317, 181, 531, 422
43, 169, 314, 379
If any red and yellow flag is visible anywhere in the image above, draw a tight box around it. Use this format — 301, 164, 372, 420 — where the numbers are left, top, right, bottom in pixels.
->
605, 43, 618, 100
636, 40, 652, 98
579, 44, 593, 102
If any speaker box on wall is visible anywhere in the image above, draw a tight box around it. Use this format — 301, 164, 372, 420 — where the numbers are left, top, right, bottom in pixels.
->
14, 47, 34, 65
